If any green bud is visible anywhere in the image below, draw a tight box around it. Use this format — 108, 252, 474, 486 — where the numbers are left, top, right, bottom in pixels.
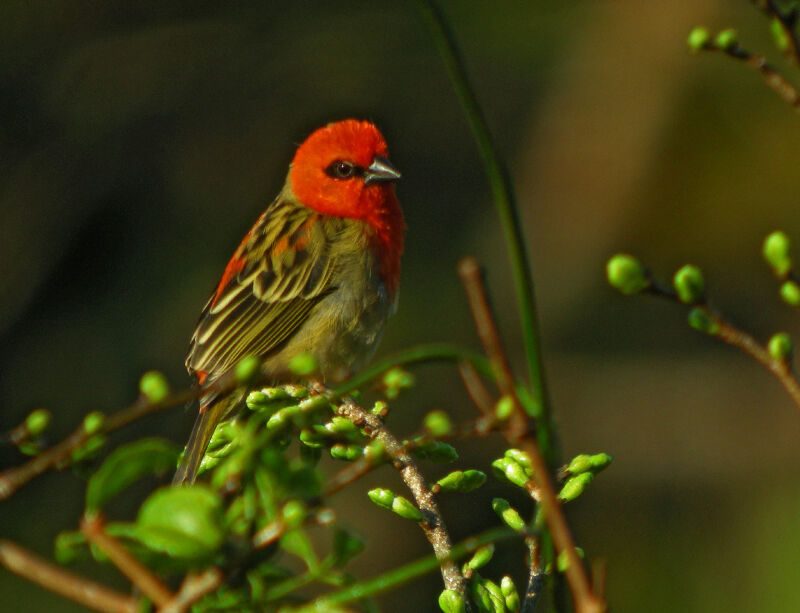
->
281, 499, 307, 530
558, 472, 594, 502
687, 26, 711, 53
138, 371, 169, 403
606, 254, 649, 295
492, 498, 526, 532
266, 409, 290, 431
363, 439, 386, 464
482, 579, 506, 613
564, 452, 613, 476
82, 412, 105, 436
687, 307, 720, 335
556, 547, 585, 573
25, 408, 51, 437
470, 577, 493, 612
465, 544, 494, 571
371, 400, 389, 416
768, 332, 793, 362
289, 353, 318, 376
491, 457, 529, 489
500, 576, 520, 611
329, 443, 362, 461
325, 416, 357, 435
391, 496, 423, 521
714, 28, 738, 51
235, 356, 260, 384
781, 280, 800, 307
504, 449, 533, 473
763, 231, 792, 277
18, 441, 41, 456
413, 440, 458, 463
494, 395, 514, 420
367, 488, 395, 509
438, 589, 466, 613
436, 469, 487, 493
771, 17, 790, 52
54, 530, 87, 565
423, 409, 452, 437
71, 435, 106, 462
299, 428, 326, 448
383, 367, 416, 399
672, 264, 705, 304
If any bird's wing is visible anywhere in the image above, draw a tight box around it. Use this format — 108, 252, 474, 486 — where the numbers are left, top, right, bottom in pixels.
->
186, 194, 347, 381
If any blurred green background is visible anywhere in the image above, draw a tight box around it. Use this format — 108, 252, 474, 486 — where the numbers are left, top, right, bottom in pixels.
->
3, 1, 800, 611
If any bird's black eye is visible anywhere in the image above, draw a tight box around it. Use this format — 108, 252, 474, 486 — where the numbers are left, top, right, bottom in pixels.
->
326, 160, 359, 180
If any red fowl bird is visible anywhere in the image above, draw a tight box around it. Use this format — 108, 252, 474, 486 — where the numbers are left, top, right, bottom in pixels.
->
174, 119, 405, 485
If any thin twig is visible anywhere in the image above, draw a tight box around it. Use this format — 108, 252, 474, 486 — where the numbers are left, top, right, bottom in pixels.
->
158, 568, 224, 613
81, 515, 174, 607
458, 257, 605, 613
522, 534, 544, 613
334, 399, 465, 596
752, 0, 800, 66
458, 360, 496, 417
713, 315, 800, 409
0, 539, 138, 613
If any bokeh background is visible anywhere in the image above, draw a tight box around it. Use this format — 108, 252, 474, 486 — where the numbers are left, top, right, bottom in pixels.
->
2, 1, 800, 611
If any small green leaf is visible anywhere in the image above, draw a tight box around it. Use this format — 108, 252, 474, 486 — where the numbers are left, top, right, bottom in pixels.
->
412, 440, 458, 463
781, 280, 800, 307
768, 332, 793, 362
501, 575, 520, 611
382, 367, 415, 398
439, 588, 466, 613
136, 485, 224, 561
687, 307, 720, 335
367, 488, 395, 509
673, 264, 705, 304
82, 412, 105, 436
494, 396, 514, 420
25, 409, 51, 437
139, 371, 170, 403
715, 28, 737, 50
687, 26, 711, 52
606, 254, 649, 295
764, 230, 792, 277
492, 498, 526, 532
54, 530, 88, 564
771, 17, 790, 52
423, 409, 453, 437
289, 353, 318, 376
464, 544, 494, 571
235, 356, 261, 384
491, 457, 529, 489
563, 452, 613, 477
558, 472, 594, 502
436, 470, 487, 493
86, 438, 179, 514
391, 496, 423, 521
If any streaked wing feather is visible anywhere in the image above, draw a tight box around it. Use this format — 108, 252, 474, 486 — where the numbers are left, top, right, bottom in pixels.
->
186, 194, 345, 379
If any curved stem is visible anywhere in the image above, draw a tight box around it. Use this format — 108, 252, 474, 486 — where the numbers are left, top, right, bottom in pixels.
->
414, 0, 554, 463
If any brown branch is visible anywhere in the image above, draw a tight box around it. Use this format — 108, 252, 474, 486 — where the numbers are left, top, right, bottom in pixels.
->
712, 315, 800, 410
0, 539, 138, 613
333, 398, 465, 596
521, 534, 544, 613
458, 256, 606, 613
81, 515, 174, 608
457, 360, 495, 417
716, 45, 800, 109
752, 0, 800, 66
158, 568, 223, 613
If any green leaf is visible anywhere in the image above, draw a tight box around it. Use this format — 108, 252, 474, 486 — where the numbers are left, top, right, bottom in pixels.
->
85, 438, 179, 514
331, 528, 365, 568
135, 485, 224, 561
606, 254, 649, 295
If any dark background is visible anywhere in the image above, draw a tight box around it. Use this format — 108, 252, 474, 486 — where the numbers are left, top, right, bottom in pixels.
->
2, 2, 800, 611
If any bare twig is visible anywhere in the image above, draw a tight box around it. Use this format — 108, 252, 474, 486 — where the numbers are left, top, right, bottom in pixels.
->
458, 257, 606, 613
457, 360, 495, 417
714, 316, 800, 409
81, 515, 174, 607
521, 534, 544, 613
334, 399, 465, 596
752, 0, 800, 66
0, 539, 138, 613
158, 568, 224, 613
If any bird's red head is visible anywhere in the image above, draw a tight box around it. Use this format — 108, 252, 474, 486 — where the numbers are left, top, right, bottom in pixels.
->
289, 119, 405, 294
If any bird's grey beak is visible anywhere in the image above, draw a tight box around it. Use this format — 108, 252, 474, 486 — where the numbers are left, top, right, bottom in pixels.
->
364, 156, 401, 185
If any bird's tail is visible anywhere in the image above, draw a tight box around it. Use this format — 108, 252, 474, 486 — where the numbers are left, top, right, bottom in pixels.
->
173, 398, 230, 485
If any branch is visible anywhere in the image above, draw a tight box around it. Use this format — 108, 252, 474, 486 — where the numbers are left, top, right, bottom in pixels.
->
158, 568, 223, 613
81, 515, 173, 607
752, 0, 800, 66
0, 539, 138, 613
458, 257, 606, 613
334, 398, 465, 596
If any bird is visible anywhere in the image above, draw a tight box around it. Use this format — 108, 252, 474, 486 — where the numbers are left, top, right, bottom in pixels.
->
173, 119, 405, 485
